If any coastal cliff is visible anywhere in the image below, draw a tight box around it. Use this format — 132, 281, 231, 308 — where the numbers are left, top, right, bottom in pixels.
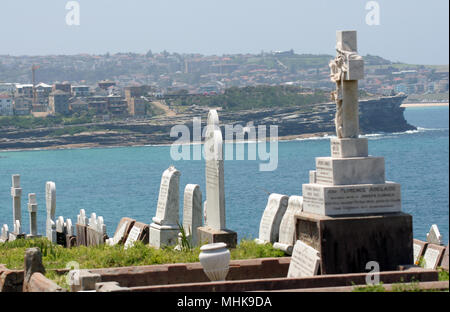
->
0, 95, 415, 150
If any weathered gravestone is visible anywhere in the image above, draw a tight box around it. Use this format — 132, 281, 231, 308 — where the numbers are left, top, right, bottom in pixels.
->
197, 110, 237, 248
440, 245, 449, 271
124, 222, 149, 249
27, 193, 40, 238
0, 224, 9, 243
426, 224, 443, 246
87, 214, 107, 246
274, 196, 303, 254
65, 219, 77, 248
423, 244, 446, 270
11, 174, 22, 228
182, 184, 203, 246
413, 239, 428, 265
107, 217, 136, 246
255, 194, 289, 245
76, 209, 89, 247
56, 216, 67, 247
45, 182, 57, 243
150, 166, 181, 248
287, 240, 321, 278
9, 220, 24, 241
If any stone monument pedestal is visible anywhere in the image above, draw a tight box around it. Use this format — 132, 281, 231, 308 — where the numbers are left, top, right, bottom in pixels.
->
149, 223, 179, 248
197, 226, 237, 249
294, 211, 413, 274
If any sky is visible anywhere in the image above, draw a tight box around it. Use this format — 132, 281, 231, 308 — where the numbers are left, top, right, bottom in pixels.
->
0, 0, 448, 64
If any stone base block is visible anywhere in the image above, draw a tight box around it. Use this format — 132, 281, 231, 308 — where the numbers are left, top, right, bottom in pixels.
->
149, 223, 179, 248
197, 226, 237, 249
302, 182, 401, 216
295, 211, 413, 274
316, 156, 385, 185
26, 234, 41, 239
330, 137, 368, 158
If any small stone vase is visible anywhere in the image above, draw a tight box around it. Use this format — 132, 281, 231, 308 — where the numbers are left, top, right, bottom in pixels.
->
199, 242, 230, 281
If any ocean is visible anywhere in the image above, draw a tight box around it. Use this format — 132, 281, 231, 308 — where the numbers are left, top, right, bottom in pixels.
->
0, 106, 448, 244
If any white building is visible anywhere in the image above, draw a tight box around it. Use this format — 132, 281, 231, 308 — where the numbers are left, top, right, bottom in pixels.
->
0, 83, 16, 94
0, 93, 14, 116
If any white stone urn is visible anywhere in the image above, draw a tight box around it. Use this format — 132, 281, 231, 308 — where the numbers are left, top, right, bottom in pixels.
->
199, 242, 230, 281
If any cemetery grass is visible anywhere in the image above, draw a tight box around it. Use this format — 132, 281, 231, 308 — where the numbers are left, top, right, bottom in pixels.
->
0, 238, 284, 289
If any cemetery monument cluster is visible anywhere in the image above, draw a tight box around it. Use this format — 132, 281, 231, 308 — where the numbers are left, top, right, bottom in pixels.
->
256, 30, 439, 277
0, 109, 238, 250
0, 31, 447, 282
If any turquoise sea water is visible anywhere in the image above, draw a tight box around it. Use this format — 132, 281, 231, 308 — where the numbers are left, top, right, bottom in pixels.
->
0, 106, 448, 244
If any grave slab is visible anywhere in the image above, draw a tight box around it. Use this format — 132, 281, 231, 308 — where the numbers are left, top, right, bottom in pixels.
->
124, 222, 149, 249
423, 244, 446, 270
413, 239, 428, 265
287, 240, 321, 278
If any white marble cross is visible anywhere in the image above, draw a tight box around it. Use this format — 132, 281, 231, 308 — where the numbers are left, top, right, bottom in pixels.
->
329, 30, 364, 139
11, 174, 22, 227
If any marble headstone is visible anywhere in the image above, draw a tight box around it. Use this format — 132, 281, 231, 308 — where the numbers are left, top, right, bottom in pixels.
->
426, 224, 443, 245
256, 194, 289, 244
45, 182, 57, 243
87, 214, 107, 246
66, 219, 73, 237
107, 217, 135, 246
204, 110, 226, 231
0, 224, 9, 243
124, 222, 149, 249
76, 209, 89, 247
287, 240, 321, 278
182, 184, 202, 246
27, 193, 39, 238
149, 166, 181, 248
413, 239, 428, 265
273, 196, 303, 254
124, 226, 141, 250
